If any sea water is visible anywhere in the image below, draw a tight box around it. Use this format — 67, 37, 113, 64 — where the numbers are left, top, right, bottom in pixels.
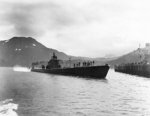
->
0, 67, 150, 116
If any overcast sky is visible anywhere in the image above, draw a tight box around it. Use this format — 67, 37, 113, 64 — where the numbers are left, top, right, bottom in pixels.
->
0, 0, 150, 57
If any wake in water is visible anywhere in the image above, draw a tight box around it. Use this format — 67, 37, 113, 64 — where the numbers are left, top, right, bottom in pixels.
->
0, 99, 18, 116
13, 66, 31, 72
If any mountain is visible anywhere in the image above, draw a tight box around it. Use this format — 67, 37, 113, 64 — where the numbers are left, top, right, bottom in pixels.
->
0, 37, 69, 67
108, 44, 150, 67
0, 36, 115, 67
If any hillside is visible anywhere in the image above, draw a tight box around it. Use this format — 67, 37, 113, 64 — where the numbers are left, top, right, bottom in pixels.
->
0, 37, 69, 67
108, 44, 150, 67
0, 36, 115, 67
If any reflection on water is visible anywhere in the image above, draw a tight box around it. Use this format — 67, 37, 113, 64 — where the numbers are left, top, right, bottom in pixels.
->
0, 67, 150, 116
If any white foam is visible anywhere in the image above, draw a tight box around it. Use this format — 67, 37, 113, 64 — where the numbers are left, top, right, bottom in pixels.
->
0, 99, 18, 116
13, 66, 31, 72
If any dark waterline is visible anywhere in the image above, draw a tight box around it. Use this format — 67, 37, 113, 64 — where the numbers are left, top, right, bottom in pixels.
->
0, 67, 150, 116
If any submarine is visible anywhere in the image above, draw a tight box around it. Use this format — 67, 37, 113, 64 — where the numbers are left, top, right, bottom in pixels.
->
115, 43, 150, 77
31, 53, 109, 79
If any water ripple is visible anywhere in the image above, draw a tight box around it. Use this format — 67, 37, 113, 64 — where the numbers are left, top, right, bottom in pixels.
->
0, 68, 150, 115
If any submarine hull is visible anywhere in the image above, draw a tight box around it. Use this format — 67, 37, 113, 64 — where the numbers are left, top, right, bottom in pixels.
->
32, 65, 109, 79
115, 64, 150, 77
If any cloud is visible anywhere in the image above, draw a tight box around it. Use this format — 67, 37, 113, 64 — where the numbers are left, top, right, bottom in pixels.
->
0, 1, 79, 37
0, 0, 126, 38
0, 0, 149, 57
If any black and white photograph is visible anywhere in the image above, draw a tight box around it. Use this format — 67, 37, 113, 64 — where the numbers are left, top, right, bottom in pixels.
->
0, 0, 150, 116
